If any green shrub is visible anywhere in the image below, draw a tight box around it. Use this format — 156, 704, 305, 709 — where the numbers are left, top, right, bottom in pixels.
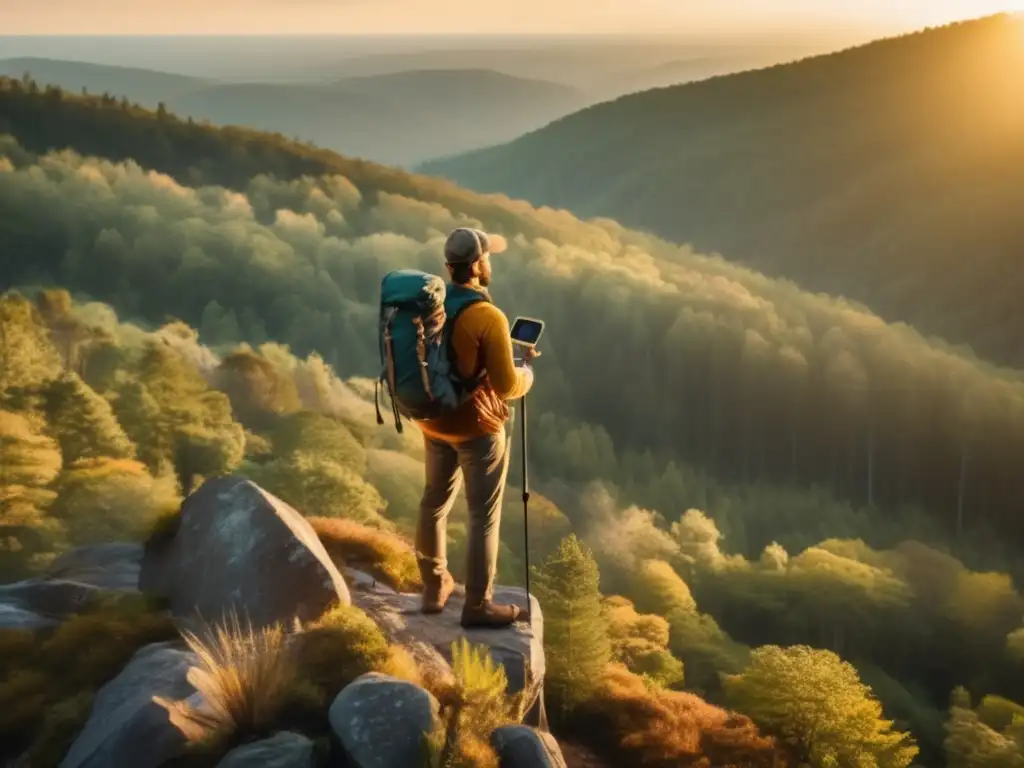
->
0, 591, 178, 765
296, 604, 393, 701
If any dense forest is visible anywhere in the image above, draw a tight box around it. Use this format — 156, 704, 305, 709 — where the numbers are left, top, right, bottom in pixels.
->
4, 72, 1024, 765
422, 14, 1024, 370
4, 84, 1024, 563
3, 286, 1024, 768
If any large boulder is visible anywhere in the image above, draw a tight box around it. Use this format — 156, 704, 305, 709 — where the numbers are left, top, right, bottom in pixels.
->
329, 673, 439, 768
139, 476, 350, 630
46, 542, 143, 591
0, 578, 105, 629
350, 573, 546, 725
59, 642, 198, 768
491, 725, 568, 768
216, 731, 316, 768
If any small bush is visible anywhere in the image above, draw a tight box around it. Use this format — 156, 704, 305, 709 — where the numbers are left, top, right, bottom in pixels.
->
422, 639, 520, 768
296, 604, 393, 701
0, 590, 178, 765
568, 664, 787, 768
310, 516, 421, 592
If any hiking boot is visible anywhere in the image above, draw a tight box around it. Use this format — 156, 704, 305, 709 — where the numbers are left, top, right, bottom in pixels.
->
421, 570, 455, 614
460, 599, 522, 629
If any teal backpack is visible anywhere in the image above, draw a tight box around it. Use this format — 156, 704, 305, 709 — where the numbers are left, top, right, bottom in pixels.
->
375, 269, 488, 433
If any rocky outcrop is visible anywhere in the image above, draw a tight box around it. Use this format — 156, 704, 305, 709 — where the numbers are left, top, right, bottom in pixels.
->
59, 642, 198, 768
46, 542, 143, 591
216, 731, 316, 768
491, 725, 568, 768
139, 475, 351, 631
8, 475, 558, 767
350, 571, 547, 726
329, 673, 440, 768
0, 578, 105, 630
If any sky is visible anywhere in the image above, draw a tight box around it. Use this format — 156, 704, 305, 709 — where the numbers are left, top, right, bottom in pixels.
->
2, 0, 1022, 36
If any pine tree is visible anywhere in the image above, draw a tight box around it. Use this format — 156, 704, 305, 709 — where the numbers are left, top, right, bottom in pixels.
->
43, 372, 135, 464
532, 533, 612, 721
0, 292, 61, 401
0, 410, 64, 577
115, 342, 245, 493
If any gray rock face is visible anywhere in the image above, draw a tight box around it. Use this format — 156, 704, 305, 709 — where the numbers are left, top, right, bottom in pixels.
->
491, 725, 568, 768
350, 572, 546, 724
46, 542, 143, 591
0, 578, 106, 630
329, 673, 439, 768
0, 600, 57, 631
139, 475, 351, 630
59, 642, 198, 768
215, 731, 316, 768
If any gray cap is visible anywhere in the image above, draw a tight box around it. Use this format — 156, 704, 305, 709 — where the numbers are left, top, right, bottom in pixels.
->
444, 227, 508, 265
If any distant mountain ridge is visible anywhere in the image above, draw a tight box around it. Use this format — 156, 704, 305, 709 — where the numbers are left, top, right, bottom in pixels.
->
0, 57, 587, 167
422, 13, 1024, 368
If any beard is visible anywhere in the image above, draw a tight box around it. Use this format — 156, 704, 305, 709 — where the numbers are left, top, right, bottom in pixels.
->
478, 272, 491, 287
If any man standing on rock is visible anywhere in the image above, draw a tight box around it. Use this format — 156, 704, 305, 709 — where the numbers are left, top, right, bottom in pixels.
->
415, 227, 537, 628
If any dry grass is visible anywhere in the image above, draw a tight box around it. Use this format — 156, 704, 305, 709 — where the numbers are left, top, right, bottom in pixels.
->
159, 605, 414, 766
569, 664, 788, 768
310, 516, 421, 592
171, 614, 305, 741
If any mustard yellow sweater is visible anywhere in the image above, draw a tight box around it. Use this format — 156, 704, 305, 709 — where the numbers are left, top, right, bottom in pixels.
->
418, 299, 533, 443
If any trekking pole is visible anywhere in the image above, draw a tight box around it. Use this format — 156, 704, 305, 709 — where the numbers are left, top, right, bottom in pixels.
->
521, 392, 532, 622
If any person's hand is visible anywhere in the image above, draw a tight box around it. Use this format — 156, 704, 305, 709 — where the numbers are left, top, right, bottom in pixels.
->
521, 345, 542, 364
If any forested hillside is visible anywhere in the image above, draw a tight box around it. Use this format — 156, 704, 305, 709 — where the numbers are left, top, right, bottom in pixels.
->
5, 279, 1024, 767
3, 80, 1024, 561
6, 76, 1024, 764
422, 14, 1024, 369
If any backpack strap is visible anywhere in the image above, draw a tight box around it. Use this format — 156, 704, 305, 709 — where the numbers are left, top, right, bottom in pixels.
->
377, 307, 404, 433
444, 287, 491, 391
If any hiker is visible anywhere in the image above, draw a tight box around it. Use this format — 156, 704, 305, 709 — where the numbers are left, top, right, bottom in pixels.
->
414, 227, 537, 628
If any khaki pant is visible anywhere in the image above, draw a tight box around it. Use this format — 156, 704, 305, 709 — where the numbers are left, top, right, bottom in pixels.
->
416, 426, 510, 604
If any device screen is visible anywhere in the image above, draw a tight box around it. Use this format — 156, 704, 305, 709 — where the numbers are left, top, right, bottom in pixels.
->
511, 317, 544, 346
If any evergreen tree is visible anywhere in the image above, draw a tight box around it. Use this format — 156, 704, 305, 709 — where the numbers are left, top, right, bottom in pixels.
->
532, 533, 612, 721
0, 410, 63, 576
50, 457, 180, 546
944, 688, 1024, 768
117, 341, 245, 494
270, 410, 366, 473
43, 372, 135, 464
0, 292, 61, 401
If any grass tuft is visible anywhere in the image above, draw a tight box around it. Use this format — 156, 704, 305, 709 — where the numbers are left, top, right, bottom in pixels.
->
309, 516, 421, 592
161, 611, 306, 748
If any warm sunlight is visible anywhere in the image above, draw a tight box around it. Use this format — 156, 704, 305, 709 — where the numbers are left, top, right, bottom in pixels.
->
3, 4, 1024, 768
3, 0, 1024, 35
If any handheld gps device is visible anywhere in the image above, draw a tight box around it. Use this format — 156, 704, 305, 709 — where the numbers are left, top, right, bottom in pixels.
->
511, 317, 544, 347
511, 317, 544, 366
